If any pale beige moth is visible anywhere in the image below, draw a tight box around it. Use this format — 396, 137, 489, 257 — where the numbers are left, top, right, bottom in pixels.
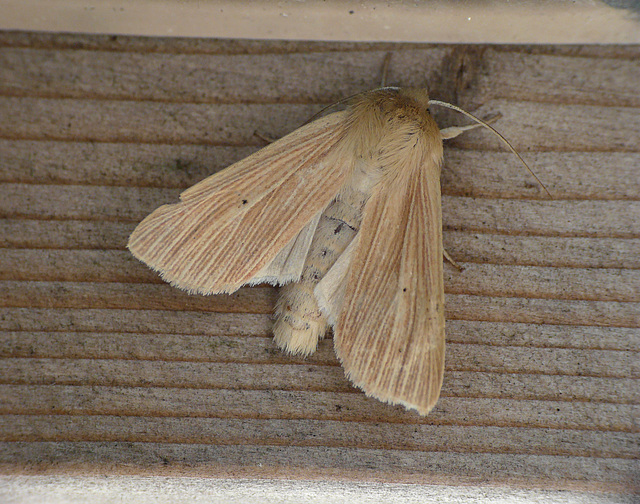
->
128, 87, 542, 415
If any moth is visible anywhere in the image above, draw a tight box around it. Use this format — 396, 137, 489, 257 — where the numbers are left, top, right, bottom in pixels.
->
128, 87, 544, 415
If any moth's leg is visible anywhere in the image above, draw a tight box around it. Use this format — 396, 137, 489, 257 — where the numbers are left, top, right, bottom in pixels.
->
443, 249, 464, 272
440, 114, 501, 140
254, 131, 277, 144
441, 117, 498, 271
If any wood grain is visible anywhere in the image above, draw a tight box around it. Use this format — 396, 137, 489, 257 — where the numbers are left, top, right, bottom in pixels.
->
0, 32, 638, 494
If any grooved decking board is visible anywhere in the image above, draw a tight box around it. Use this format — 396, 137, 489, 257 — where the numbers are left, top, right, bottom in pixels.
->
0, 31, 638, 496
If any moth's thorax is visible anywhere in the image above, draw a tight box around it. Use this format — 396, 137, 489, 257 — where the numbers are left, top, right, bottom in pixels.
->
345, 88, 444, 178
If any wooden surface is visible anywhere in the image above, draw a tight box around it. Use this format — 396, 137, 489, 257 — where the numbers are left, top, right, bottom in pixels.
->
0, 31, 638, 497
2, 0, 640, 44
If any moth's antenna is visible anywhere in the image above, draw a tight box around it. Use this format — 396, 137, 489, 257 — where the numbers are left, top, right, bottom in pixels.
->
429, 99, 552, 198
380, 53, 392, 87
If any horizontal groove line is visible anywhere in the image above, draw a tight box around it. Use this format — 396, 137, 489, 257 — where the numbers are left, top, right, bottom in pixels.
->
470, 95, 640, 108
0, 90, 345, 106
0, 136, 640, 154
443, 227, 640, 240
14, 271, 637, 281
2, 356, 637, 381
0, 42, 442, 56
4, 249, 640, 262
1, 307, 638, 329
3, 180, 639, 203
3, 235, 640, 245
2, 39, 636, 60
2, 137, 639, 157
3, 290, 639, 304
1, 411, 636, 434
0, 215, 141, 224
0, 436, 632, 460
1, 89, 638, 110
493, 45, 639, 59
2, 348, 637, 360
4, 338, 640, 354
0, 410, 634, 433
0, 383, 635, 405
3, 260, 640, 271
0, 246, 127, 252
445, 293, 640, 303
3, 40, 636, 56
449, 339, 640, 352
0, 134, 269, 148
446, 316, 640, 330
2, 323, 639, 340
451, 261, 640, 271
1, 334, 635, 353
0, 387, 634, 406
3, 292, 637, 308
444, 194, 640, 203
2, 216, 639, 239
4, 239, 640, 249
1, 133, 639, 154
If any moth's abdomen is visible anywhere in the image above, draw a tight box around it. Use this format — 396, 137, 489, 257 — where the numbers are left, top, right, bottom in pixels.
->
273, 281, 327, 355
273, 183, 367, 356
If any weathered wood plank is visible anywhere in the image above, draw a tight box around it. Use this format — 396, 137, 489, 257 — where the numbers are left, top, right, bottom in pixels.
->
0, 219, 134, 249
1, 322, 638, 362
0, 280, 277, 313
0, 308, 274, 337
1, 416, 637, 459
1, 31, 638, 492
1, 442, 636, 490
443, 198, 640, 238
2, 47, 638, 107
2, 260, 639, 302
2, 185, 638, 236
0, 31, 384, 54
0, 385, 636, 431
3, 220, 639, 269
0, 47, 451, 103
0, 308, 640, 350
446, 264, 640, 301
444, 232, 640, 269
2, 30, 639, 59
0, 280, 638, 327
1, 477, 635, 504
451, 100, 640, 152
1, 357, 636, 400
0, 185, 181, 222
1, 297, 638, 338
0, 140, 258, 188
448, 295, 640, 327
0, 251, 156, 283
472, 49, 640, 107
1, 97, 638, 151
2, 140, 639, 200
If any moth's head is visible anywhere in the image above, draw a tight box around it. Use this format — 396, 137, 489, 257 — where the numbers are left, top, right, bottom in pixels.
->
388, 88, 442, 144
396, 88, 431, 111
350, 87, 443, 171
